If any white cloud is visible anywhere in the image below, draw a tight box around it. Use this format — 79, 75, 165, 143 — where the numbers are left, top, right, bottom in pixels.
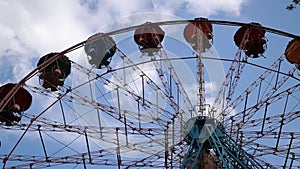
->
152, 0, 185, 14
184, 0, 248, 17
152, 0, 248, 17
0, 0, 90, 54
0, 50, 37, 85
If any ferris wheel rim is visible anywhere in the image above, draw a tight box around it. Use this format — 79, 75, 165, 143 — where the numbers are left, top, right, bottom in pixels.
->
1, 19, 299, 113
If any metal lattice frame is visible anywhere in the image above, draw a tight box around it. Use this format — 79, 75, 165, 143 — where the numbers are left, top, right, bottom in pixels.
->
1, 19, 300, 169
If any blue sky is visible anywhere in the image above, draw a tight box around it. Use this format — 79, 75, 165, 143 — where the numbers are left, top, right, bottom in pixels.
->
1, 0, 300, 168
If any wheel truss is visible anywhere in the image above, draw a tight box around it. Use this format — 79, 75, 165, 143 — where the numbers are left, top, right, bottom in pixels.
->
1, 19, 300, 169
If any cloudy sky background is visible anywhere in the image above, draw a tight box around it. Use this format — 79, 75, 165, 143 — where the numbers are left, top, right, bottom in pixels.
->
1, 0, 300, 168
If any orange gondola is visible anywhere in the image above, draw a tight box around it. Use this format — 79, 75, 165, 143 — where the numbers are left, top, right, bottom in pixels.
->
134, 22, 165, 56
234, 23, 266, 58
285, 38, 300, 69
37, 53, 71, 91
0, 83, 32, 126
183, 18, 213, 52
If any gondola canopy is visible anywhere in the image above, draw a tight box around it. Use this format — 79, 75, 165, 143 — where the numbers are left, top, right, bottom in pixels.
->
285, 38, 300, 66
234, 23, 266, 58
37, 52, 71, 91
0, 83, 32, 125
183, 18, 213, 52
84, 33, 117, 69
134, 22, 165, 56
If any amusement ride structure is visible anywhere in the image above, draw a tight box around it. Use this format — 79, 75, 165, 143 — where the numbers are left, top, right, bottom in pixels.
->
1, 18, 300, 168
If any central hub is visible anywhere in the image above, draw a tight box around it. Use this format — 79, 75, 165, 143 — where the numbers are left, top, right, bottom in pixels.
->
183, 116, 219, 145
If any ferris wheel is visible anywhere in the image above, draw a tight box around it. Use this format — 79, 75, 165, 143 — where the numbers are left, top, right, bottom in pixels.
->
1, 17, 300, 169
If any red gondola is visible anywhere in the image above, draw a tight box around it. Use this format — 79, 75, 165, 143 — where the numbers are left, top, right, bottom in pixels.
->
234, 23, 266, 58
0, 83, 32, 126
183, 18, 213, 52
285, 38, 300, 68
134, 22, 165, 56
84, 33, 117, 69
37, 53, 71, 91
